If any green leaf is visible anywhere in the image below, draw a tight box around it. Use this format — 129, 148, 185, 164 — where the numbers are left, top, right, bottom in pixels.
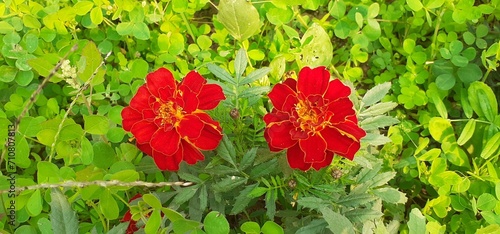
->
217, 0, 261, 41
359, 102, 398, 117
230, 183, 259, 215
234, 48, 248, 79
481, 132, 500, 159
217, 135, 237, 167
435, 74, 456, 91
408, 208, 426, 234
241, 221, 260, 234
92, 142, 116, 169
429, 117, 454, 143
74, 1, 94, 15
297, 23, 333, 68
477, 193, 498, 211
173, 219, 202, 233
240, 147, 257, 170
0, 21, 15, 34
207, 64, 236, 85
90, 7, 103, 25
418, 148, 441, 161
99, 190, 119, 220
107, 223, 129, 234
457, 63, 482, 84
468, 82, 498, 121
79, 41, 103, 83
426, 0, 444, 8
144, 209, 162, 233
320, 207, 355, 234
262, 221, 284, 234
27, 58, 53, 77
110, 169, 139, 182
27, 189, 43, 216
213, 176, 247, 192
457, 119, 476, 146
297, 197, 328, 210
373, 187, 407, 204
248, 187, 268, 198
204, 211, 230, 234
172, 0, 188, 13
173, 187, 199, 205
361, 82, 391, 107
50, 189, 79, 233
240, 68, 271, 85
83, 115, 109, 135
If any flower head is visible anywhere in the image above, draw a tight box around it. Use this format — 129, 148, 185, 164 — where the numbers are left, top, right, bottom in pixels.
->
122, 68, 225, 171
264, 66, 366, 171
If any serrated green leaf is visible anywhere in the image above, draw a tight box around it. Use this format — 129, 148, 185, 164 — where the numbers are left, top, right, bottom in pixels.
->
213, 176, 247, 192
107, 223, 129, 234
297, 197, 328, 210
50, 189, 79, 233
173, 187, 199, 205
373, 187, 407, 204
239, 86, 270, 99
359, 102, 398, 117
337, 193, 377, 207
320, 207, 355, 234
240, 147, 257, 170
230, 183, 259, 214
361, 82, 391, 107
240, 67, 271, 85
248, 187, 268, 198
217, 0, 261, 41
207, 64, 236, 85
204, 211, 230, 234
234, 48, 247, 79
408, 208, 426, 234
217, 135, 237, 167
360, 116, 399, 130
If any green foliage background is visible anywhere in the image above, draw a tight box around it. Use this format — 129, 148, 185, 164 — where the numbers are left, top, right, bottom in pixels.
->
0, 0, 499, 233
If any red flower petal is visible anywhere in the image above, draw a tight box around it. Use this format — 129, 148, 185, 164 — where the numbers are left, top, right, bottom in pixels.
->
150, 129, 181, 156
311, 151, 334, 170
333, 119, 366, 141
152, 147, 183, 171
298, 134, 327, 163
182, 140, 205, 164
180, 88, 199, 113
121, 107, 142, 131
130, 120, 157, 144
180, 71, 206, 93
264, 130, 285, 152
197, 84, 225, 110
344, 140, 361, 160
178, 114, 204, 140
268, 82, 297, 112
324, 79, 351, 102
327, 98, 355, 123
263, 110, 289, 125
146, 68, 176, 99
129, 86, 152, 111
286, 144, 312, 171
136, 142, 153, 156
297, 66, 330, 97
283, 78, 297, 91
320, 126, 358, 159
265, 120, 296, 150
192, 124, 222, 150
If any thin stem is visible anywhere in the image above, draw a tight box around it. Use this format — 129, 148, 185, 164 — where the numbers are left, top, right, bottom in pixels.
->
430, 9, 445, 60
181, 12, 196, 42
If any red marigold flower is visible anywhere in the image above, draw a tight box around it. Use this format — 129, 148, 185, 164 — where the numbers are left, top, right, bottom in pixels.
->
122, 68, 225, 171
264, 66, 366, 171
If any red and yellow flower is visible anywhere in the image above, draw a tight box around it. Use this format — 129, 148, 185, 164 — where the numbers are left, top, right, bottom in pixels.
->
122, 68, 225, 171
264, 66, 366, 171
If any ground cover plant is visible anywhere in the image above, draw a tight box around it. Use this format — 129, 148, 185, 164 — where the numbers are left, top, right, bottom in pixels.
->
0, 0, 499, 233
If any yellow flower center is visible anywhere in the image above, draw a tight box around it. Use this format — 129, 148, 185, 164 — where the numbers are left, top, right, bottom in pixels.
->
294, 100, 329, 133
156, 100, 184, 127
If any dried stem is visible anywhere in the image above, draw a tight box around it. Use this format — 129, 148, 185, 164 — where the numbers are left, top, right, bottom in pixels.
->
0, 180, 194, 195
